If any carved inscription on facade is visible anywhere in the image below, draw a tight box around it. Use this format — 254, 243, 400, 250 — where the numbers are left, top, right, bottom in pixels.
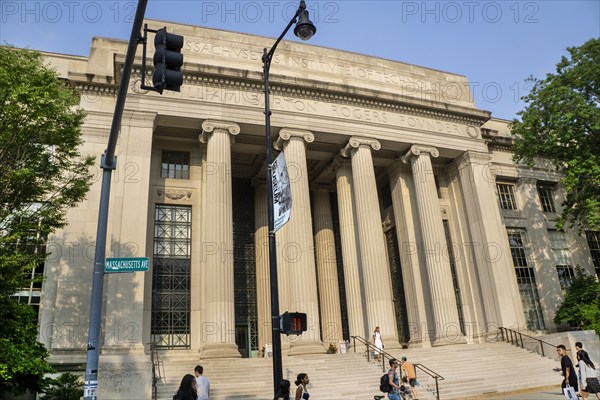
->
165, 86, 479, 138
182, 39, 472, 105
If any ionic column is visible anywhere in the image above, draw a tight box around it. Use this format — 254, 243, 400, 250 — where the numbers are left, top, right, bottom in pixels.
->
253, 180, 272, 351
198, 120, 241, 358
401, 145, 465, 345
334, 158, 367, 339
341, 137, 399, 347
312, 184, 343, 343
274, 128, 324, 355
387, 160, 430, 346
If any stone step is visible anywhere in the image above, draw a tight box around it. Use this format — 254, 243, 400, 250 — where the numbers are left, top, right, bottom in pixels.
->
154, 342, 562, 400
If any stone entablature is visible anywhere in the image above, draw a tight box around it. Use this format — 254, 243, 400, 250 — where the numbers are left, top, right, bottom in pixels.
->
45, 19, 484, 114
145, 19, 477, 109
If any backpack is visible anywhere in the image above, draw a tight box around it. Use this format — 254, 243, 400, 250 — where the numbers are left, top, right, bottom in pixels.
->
379, 373, 391, 392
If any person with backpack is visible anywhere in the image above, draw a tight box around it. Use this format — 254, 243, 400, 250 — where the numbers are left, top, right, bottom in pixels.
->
382, 358, 403, 400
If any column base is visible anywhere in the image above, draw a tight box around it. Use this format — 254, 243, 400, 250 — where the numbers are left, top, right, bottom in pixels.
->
98, 353, 152, 400
199, 342, 241, 359
288, 341, 327, 356
432, 334, 468, 347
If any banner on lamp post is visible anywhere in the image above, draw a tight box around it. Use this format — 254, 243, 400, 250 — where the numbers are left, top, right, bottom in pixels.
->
271, 152, 292, 232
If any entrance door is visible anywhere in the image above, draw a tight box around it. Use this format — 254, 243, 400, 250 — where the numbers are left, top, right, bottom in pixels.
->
236, 325, 249, 358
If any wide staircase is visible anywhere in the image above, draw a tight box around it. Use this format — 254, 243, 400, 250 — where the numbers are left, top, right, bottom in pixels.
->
154, 341, 561, 400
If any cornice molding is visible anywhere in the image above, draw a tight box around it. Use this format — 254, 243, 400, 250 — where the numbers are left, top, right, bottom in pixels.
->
73, 60, 491, 128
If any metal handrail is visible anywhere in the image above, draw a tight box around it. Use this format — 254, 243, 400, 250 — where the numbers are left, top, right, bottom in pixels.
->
414, 362, 445, 400
498, 327, 558, 358
351, 335, 444, 400
148, 341, 162, 400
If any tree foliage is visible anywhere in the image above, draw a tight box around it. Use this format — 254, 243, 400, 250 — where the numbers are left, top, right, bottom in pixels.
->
0, 46, 94, 394
41, 373, 84, 400
553, 267, 600, 336
510, 38, 600, 231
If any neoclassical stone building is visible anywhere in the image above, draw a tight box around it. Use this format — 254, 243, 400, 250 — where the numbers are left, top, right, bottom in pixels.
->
31, 18, 599, 397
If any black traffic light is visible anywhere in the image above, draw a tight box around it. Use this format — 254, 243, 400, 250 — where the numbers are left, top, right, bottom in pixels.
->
152, 28, 184, 94
280, 312, 307, 335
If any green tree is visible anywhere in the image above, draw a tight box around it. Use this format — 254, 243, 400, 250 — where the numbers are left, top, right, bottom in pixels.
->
553, 267, 600, 336
41, 373, 84, 400
510, 38, 600, 231
0, 46, 94, 394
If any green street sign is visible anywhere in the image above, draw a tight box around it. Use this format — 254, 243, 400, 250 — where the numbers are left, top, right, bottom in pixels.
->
105, 257, 149, 273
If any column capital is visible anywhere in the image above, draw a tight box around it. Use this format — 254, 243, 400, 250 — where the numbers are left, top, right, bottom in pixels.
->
400, 144, 439, 164
448, 151, 495, 183
340, 136, 381, 158
274, 128, 314, 150
199, 120, 240, 143
326, 154, 349, 174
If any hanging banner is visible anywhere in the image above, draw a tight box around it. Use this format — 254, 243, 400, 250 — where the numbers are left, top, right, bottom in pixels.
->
271, 152, 292, 232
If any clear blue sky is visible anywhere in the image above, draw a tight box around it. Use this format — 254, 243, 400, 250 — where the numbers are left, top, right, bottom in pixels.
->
1, 0, 598, 120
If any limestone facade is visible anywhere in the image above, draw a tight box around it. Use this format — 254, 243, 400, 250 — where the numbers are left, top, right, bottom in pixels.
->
33, 20, 600, 399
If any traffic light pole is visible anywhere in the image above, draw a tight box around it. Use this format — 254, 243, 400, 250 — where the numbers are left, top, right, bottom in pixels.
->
83, 1, 148, 399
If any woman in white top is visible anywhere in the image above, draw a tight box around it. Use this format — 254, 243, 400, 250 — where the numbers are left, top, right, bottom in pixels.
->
295, 373, 310, 400
373, 326, 384, 362
578, 350, 600, 400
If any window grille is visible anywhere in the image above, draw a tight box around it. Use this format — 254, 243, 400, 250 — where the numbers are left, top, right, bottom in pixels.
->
497, 183, 517, 210
548, 230, 574, 290
151, 205, 191, 349
161, 151, 190, 179
443, 220, 465, 335
586, 231, 600, 279
507, 229, 546, 331
538, 187, 556, 213
385, 228, 410, 343
8, 207, 46, 324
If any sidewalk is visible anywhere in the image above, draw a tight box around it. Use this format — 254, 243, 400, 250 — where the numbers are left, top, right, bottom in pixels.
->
463, 386, 567, 399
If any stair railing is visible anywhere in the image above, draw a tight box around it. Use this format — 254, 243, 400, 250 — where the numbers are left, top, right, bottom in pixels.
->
414, 362, 445, 400
498, 327, 559, 360
149, 341, 162, 400
351, 335, 444, 400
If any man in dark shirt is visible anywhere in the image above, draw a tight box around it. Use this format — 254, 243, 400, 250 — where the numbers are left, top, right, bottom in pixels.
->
557, 344, 579, 391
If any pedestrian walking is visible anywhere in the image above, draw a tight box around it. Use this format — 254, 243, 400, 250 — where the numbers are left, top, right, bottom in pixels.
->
373, 326, 384, 362
275, 379, 291, 400
173, 374, 198, 400
386, 358, 403, 400
557, 345, 578, 397
295, 373, 310, 400
401, 356, 419, 400
578, 350, 600, 400
194, 365, 210, 400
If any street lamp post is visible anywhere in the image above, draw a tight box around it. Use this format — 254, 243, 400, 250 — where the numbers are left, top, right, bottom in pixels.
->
262, 1, 316, 397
